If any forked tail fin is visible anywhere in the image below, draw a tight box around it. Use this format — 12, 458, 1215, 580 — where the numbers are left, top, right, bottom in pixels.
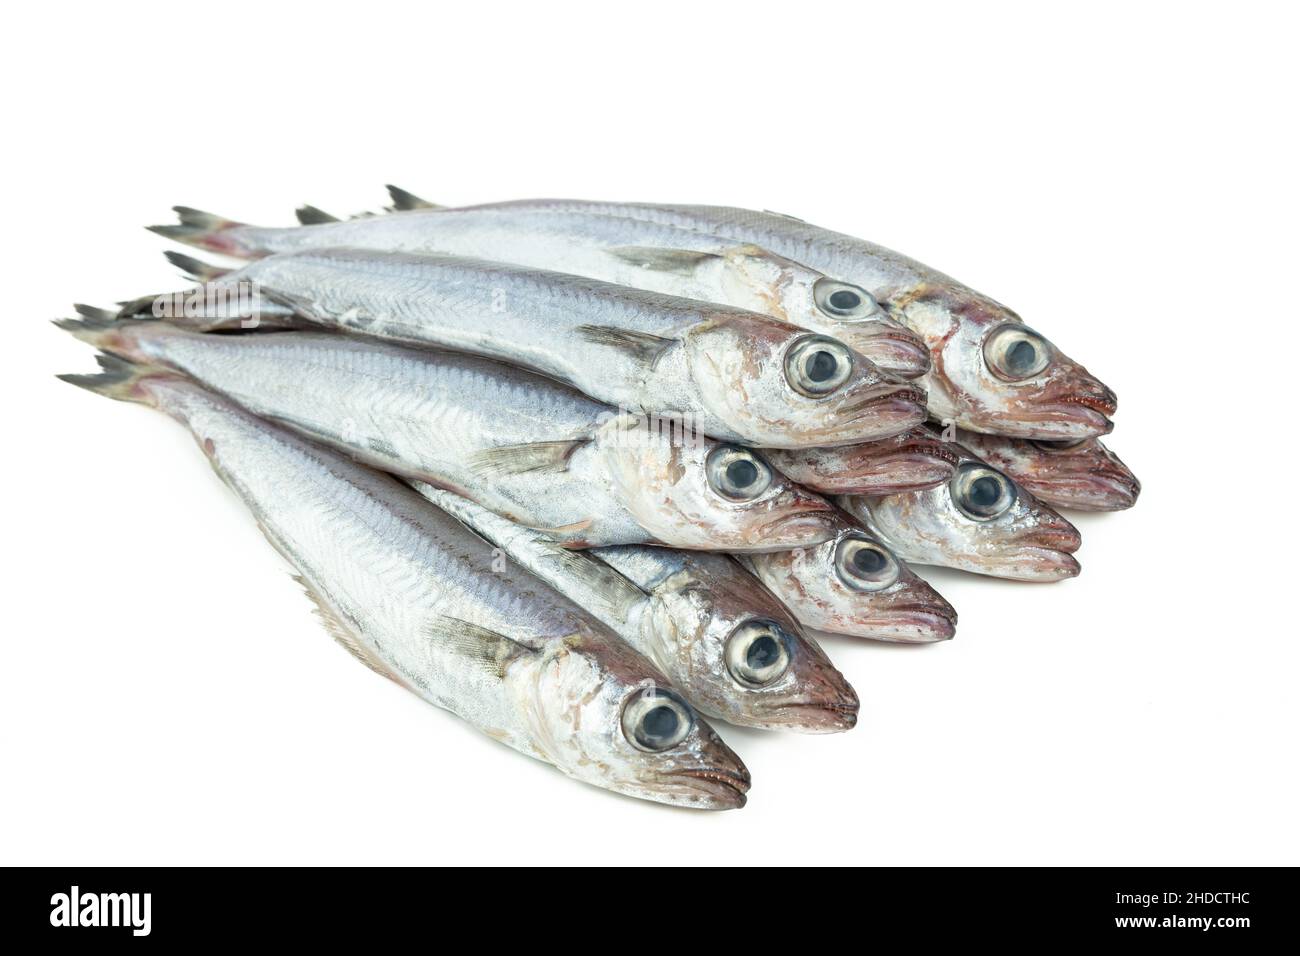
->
56, 352, 175, 405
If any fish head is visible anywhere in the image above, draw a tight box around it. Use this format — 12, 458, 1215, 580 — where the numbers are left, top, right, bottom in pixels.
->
896, 287, 1116, 440
961, 432, 1141, 511
595, 419, 840, 551
747, 524, 957, 643
681, 317, 928, 447
766, 426, 960, 496
843, 446, 1082, 581
715, 246, 930, 378
638, 553, 859, 732
519, 630, 751, 809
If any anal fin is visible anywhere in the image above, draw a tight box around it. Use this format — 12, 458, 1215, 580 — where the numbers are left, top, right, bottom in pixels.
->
292, 573, 403, 685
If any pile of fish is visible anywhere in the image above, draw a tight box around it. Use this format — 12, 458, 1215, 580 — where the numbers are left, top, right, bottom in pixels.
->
57, 190, 1138, 810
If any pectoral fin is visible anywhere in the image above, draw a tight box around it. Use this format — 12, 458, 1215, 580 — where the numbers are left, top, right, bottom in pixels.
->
605, 245, 720, 275
574, 325, 676, 369
467, 439, 589, 478
425, 616, 537, 678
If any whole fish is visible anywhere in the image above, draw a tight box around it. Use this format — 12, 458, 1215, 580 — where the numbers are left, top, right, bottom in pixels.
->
148, 196, 931, 378
288, 197, 1114, 441
141, 248, 927, 450
952, 429, 1140, 511
417, 486, 859, 732
742, 523, 957, 643
838, 442, 1082, 582
764, 426, 959, 496
59, 314, 839, 552
58, 358, 751, 809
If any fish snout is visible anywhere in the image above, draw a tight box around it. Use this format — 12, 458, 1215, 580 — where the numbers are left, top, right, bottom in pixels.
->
856, 324, 932, 379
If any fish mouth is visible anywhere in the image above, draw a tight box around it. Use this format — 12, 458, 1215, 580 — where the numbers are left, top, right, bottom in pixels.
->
825, 385, 929, 444
863, 604, 959, 643
854, 328, 931, 379
853, 445, 960, 495
1034, 469, 1141, 512
1016, 384, 1118, 440
664, 767, 752, 809
743, 504, 841, 552
990, 547, 1082, 582
754, 699, 860, 734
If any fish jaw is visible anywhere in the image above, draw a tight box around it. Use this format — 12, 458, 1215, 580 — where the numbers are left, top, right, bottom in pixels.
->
958, 432, 1141, 512
896, 288, 1117, 440
743, 528, 958, 644
683, 319, 927, 448
840, 447, 1084, 583
766, 427, 960, 496
597, 422, 840, 552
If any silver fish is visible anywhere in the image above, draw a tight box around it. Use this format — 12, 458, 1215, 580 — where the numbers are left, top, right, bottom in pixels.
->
148, 197, 931, 378
953, 429, 1140, 511
59, 313, 839, 552
417, 485, 859, 732
742, 522, 957, 643
58, 358, 751, 809
764, 426, 959, 496
303, 198, 1115, 441
142, 247, 928, 450
838, 443, 1082, 582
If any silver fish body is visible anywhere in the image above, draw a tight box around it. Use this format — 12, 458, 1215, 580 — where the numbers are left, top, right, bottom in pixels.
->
59, 316, 839, 552
742, 522, 958, 643
154, 247, 928, 449
150, 201, 931, 378
417, 486, 858, 732
58, 361, 751, 809
306, 199, 1114, 441
954, 429, 1140, 511
838, 442, 1083, 582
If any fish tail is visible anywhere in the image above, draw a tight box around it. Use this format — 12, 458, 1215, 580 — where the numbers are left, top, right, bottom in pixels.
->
146, 205, 261, 258
56, 352, 175, 406
53, 306, 171, 364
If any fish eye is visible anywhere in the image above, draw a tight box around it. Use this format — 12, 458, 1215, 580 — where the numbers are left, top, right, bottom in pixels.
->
950, 463, 1018, 520
724, 620, 792, 687
983, 324, 1052, 381
621, 686, 694, 752
784, 335, 855, 397
706, 446, 773, 501
813, 278, 879, 320
834, 535, 900, 591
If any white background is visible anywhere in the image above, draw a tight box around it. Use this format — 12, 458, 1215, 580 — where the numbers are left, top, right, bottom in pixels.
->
3, 2, 1296, 866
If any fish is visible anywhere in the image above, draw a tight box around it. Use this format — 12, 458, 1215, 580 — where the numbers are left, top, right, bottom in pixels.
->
57, 357, 752, 809
135, 247, 928, 450
416, 485, 859, 732
741, 522, 957, 643
837, 441, 1082, 582
952, 429, 1140, 511
764, 426, 959, 496
288, 198, 1114, 441
147, 195, 931, 378
57, 313, 840, 552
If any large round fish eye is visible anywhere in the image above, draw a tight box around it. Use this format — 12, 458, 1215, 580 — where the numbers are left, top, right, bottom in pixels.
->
950, 462, 1018, 520
784, 335, 855, 397
706, 446, 773, 501
983, 324, 1052, 381
724, 620, 792, 687
813, 277, 879, 320
834, 535, 900, 591
621, 686, 694, 752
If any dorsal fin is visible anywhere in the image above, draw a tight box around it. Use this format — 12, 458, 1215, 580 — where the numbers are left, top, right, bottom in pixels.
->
296, 204, 340, 225
385, 184, 442, 211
